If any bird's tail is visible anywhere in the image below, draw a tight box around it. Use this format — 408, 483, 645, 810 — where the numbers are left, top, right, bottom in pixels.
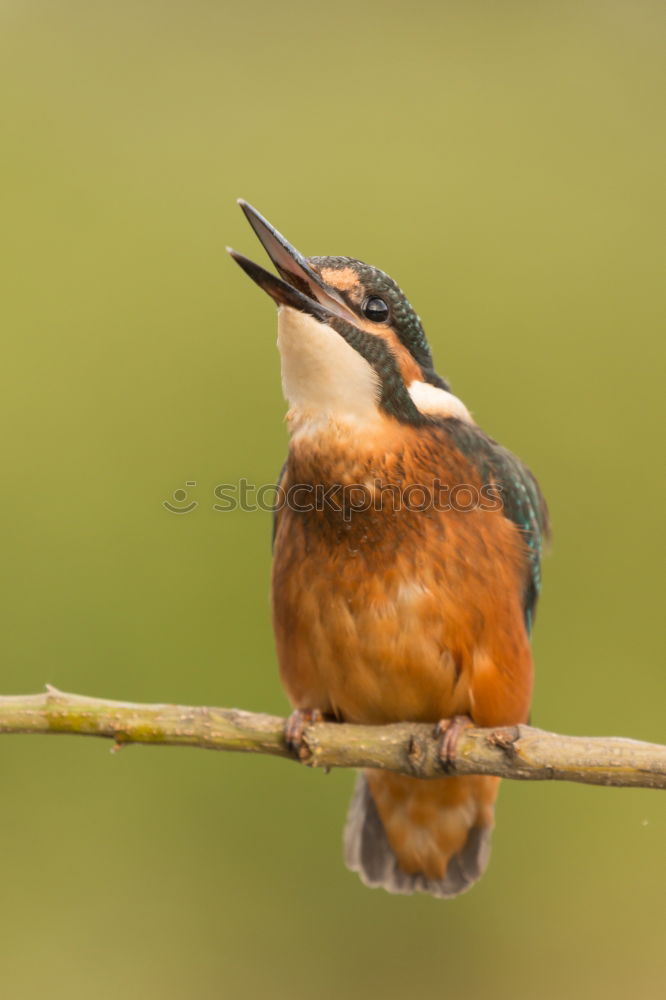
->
344, 770, 499, 898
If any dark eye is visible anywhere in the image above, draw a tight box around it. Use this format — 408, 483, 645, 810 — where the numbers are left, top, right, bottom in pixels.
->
362, 296, 389, 323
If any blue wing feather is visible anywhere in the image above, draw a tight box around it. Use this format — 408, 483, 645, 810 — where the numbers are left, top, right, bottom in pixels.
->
438, 420, 550, 634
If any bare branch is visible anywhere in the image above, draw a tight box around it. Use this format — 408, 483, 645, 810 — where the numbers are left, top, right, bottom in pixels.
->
0, 687, 664, 790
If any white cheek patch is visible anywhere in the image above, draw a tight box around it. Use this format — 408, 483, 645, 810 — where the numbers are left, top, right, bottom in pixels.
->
407, 380, 473, 423
277, 306, 381, 426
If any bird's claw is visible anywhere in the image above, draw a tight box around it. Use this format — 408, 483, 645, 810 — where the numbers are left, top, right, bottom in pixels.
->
435, 714, 474, 771
284, 708, 323, 758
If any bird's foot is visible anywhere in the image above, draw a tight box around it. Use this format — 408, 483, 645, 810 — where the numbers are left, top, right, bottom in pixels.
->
284, 708, 324, 758
435, 714, 474, 772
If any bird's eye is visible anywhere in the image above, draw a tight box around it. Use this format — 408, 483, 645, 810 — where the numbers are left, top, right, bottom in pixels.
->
362, 296, 389, 323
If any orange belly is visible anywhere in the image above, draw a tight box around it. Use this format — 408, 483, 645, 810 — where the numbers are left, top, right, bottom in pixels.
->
272, 462, 533, 729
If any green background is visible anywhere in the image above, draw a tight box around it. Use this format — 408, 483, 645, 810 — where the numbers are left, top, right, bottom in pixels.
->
2, 2, 664, 997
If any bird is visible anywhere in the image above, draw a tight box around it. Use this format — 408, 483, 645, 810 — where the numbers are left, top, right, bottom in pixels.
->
228, 201, 549, 898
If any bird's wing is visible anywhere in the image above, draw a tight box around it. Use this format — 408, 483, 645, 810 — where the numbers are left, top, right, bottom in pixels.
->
441, 420, 550, 634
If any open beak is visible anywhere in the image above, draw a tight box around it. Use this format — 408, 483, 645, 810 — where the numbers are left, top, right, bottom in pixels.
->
228, 200, 356, 324
227, 248, 333, 320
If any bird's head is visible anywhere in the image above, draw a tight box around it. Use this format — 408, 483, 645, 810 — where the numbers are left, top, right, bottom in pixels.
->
228, 202, 470, 436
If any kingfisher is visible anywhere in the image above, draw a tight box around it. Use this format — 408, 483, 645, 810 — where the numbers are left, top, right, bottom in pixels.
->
228, 201, 549, 898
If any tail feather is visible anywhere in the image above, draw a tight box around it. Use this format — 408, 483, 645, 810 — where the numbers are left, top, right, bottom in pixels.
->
344, 772, 495, 899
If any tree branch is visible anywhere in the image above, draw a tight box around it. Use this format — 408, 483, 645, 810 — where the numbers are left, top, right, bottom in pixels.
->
0, 687, 664, 790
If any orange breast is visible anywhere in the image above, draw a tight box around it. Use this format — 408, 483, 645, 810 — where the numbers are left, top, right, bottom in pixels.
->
272, 422, 533, 729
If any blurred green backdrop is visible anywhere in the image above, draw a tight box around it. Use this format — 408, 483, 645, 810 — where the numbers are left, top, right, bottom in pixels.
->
1, 1, 664, 998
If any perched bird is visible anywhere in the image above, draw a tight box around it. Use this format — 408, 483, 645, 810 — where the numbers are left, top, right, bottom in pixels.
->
228, 202, 549, 898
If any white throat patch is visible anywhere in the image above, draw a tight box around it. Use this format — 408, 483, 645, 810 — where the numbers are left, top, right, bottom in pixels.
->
277, 306, 381, 429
